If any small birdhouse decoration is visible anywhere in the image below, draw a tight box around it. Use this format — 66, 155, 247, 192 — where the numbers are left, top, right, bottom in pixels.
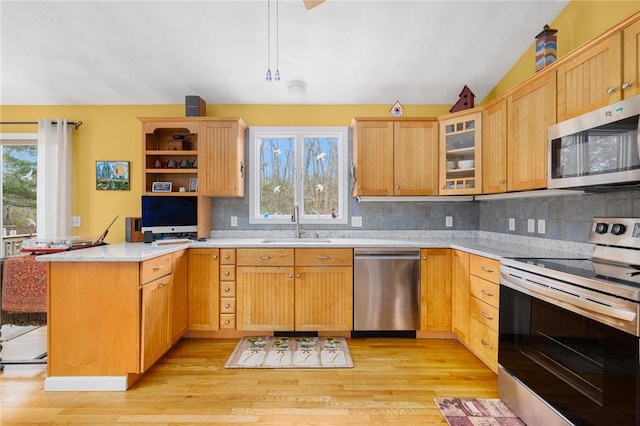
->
535, 25, 558, 72
390, 101, 403, 117
449, 86, 475, 113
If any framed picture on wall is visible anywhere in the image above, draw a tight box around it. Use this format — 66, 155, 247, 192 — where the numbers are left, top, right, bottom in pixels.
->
96, 161, 130, 191
152, 181, 172, 192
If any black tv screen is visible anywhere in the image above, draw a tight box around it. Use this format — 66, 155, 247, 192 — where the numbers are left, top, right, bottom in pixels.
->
141, 196, 198, 234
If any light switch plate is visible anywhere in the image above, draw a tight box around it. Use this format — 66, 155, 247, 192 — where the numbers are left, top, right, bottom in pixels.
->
527, 219, 535, 233
230, 216, 237, 227
72, 216, 81, 227
537, 219, 546, 234
445, 216, 453, 227
508, 218, 515, 231
351, 216, 362, 227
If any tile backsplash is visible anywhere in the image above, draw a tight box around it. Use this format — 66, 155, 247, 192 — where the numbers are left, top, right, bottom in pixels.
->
211, 188, 639, 244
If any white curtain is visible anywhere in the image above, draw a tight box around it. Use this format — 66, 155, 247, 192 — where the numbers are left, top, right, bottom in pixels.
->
37, 118, 72, 239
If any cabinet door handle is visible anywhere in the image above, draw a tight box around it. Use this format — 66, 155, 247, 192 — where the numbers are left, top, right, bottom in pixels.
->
289, 274, 294, 278
607, 86, 617, 94
212, 255, 218, 259
481, 289, 494, 297
481, 339, 493, 349
240, 161, 244, 178
499, 179, 505, 184
317, 255, 330, 260
481, 266, 494, 273
622, 82, 632, 90
158, 280, 168, 287
259, 255, 272, 260
296, 274, 301, 278
481, 312, 494, 320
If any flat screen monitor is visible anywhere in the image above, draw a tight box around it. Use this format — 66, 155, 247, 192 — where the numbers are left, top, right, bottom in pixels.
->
141, 195, 198, 234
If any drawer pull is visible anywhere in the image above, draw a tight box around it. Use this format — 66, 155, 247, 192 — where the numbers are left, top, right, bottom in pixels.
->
225, 304, 231, 309
224, 271, 230, 276
481, 266, 494, 273
224, 320, 230, 325
224, 255, 230, 259
481, 339, 493, 349
224, 287, 231, 293
481, 312, 494, 320
259, 255, 272, 260
317, 255, 330, 260
481, 289, 494, 297
152, 265, 164, 271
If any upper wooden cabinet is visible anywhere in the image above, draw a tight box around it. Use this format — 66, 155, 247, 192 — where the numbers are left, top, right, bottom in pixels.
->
350, 118, 439, 196
482, 98, 508, 194
557, 14, 640, 121
507, 71, 556, 191
140, 117, 246, 197
199, 119, 246, 197
438, 109, 482, 194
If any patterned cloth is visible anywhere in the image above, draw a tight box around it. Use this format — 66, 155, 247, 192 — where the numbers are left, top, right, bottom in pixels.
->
1, 255, 47, 326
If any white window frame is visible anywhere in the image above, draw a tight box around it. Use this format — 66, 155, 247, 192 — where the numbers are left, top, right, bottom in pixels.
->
249, 127, 349, 225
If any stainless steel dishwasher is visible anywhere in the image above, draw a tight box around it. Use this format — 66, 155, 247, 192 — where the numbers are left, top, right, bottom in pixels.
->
353, 248, 420, 331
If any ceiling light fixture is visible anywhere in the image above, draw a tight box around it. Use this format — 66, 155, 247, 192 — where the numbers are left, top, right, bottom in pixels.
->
288, 80, 307, 99
266, 0, 281, 82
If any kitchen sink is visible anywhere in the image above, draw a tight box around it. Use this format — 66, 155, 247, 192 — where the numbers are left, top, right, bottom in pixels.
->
259, 238, 332, 244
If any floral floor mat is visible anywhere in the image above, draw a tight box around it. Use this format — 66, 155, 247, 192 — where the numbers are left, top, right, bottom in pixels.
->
434, 398, 526, 425
224, 336, 353, 369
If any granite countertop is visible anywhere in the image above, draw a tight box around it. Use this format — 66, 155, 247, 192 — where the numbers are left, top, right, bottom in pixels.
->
37, 233, 593, 262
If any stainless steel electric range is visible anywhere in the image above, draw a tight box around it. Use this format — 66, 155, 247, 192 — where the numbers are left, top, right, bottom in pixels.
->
499, 217, 640, 426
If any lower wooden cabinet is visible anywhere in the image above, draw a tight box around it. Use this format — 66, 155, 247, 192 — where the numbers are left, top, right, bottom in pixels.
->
141, 273, 172, 372
187, 248, 220, 331
236, 266, 295, 331
420, 248, 452, 332
170, 249, 188, 344
294, 248, 353, 331
451, 249, 470, 344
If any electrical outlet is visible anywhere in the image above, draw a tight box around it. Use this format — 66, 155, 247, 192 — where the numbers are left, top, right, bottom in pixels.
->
230, 216, 238, 227
72, 216, 81, 227
445, 216, 453, 227
527, 219, 535, 233
537, 219, 546, 234
351, 216, 362, 227
508, 218, 515, 231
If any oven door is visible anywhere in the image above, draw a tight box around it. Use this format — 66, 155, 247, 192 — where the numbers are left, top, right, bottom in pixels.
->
499, 283, 640, 425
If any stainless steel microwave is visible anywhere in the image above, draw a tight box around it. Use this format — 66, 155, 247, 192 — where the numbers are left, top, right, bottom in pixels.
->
548, 95, 640, 189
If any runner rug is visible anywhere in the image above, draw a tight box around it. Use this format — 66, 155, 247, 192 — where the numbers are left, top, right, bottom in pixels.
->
434, 398, 526, 425
225, 336, 353, 369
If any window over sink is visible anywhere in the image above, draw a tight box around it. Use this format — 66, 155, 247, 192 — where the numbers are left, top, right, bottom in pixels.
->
248, 127, 348, 225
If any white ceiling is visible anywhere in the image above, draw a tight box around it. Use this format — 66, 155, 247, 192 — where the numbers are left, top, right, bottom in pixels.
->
1, 0, 568, 106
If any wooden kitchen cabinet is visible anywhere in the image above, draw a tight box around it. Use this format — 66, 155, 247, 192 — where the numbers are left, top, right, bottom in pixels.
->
451, 249, 470, 345
419, 248, 452, 333
170, 249, 188, 344
187, 248, 220, 331
482, 98, 508, 194
350, 118, 439, 196
507, 71, 556, 191
236, 248, 295, 331
557, 14, 640, 121
199, 119, 246, 197
438, 109, 482, 194
294, 248, 353, 331
219, 248, 237, 329
467, 254, 500, 373
140, 271, 172, 372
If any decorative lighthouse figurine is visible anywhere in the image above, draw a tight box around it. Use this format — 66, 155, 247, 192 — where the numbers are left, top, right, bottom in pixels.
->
535, 25, 558, 72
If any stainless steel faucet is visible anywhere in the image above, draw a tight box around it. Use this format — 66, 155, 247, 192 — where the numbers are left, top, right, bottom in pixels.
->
292, 203, 303, 238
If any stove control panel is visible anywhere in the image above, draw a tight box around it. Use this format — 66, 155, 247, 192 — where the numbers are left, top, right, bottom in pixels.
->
589, 217, 640, 249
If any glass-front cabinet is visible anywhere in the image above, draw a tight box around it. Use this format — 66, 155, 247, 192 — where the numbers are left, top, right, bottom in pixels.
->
438, 110, 482, 194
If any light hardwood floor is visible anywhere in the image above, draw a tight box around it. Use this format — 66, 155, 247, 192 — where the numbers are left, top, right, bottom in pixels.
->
1, 337, 497, 425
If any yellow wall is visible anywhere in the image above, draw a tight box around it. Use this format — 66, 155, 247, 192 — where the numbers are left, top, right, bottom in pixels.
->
484, 0, 640, 102
0, 104, 448, 242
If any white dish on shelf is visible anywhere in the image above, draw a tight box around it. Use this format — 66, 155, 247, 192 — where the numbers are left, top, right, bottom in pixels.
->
458, 159, 475, 169
446, 161, 456, 170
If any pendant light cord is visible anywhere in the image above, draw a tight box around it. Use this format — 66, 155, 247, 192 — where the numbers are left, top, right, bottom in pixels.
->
266, 0, 272, 81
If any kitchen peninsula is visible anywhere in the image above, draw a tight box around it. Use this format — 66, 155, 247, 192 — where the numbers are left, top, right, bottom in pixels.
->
39, 234, 590, 391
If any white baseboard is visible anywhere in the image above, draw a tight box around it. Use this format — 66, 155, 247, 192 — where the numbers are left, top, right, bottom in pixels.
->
44, 375, 128, 391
